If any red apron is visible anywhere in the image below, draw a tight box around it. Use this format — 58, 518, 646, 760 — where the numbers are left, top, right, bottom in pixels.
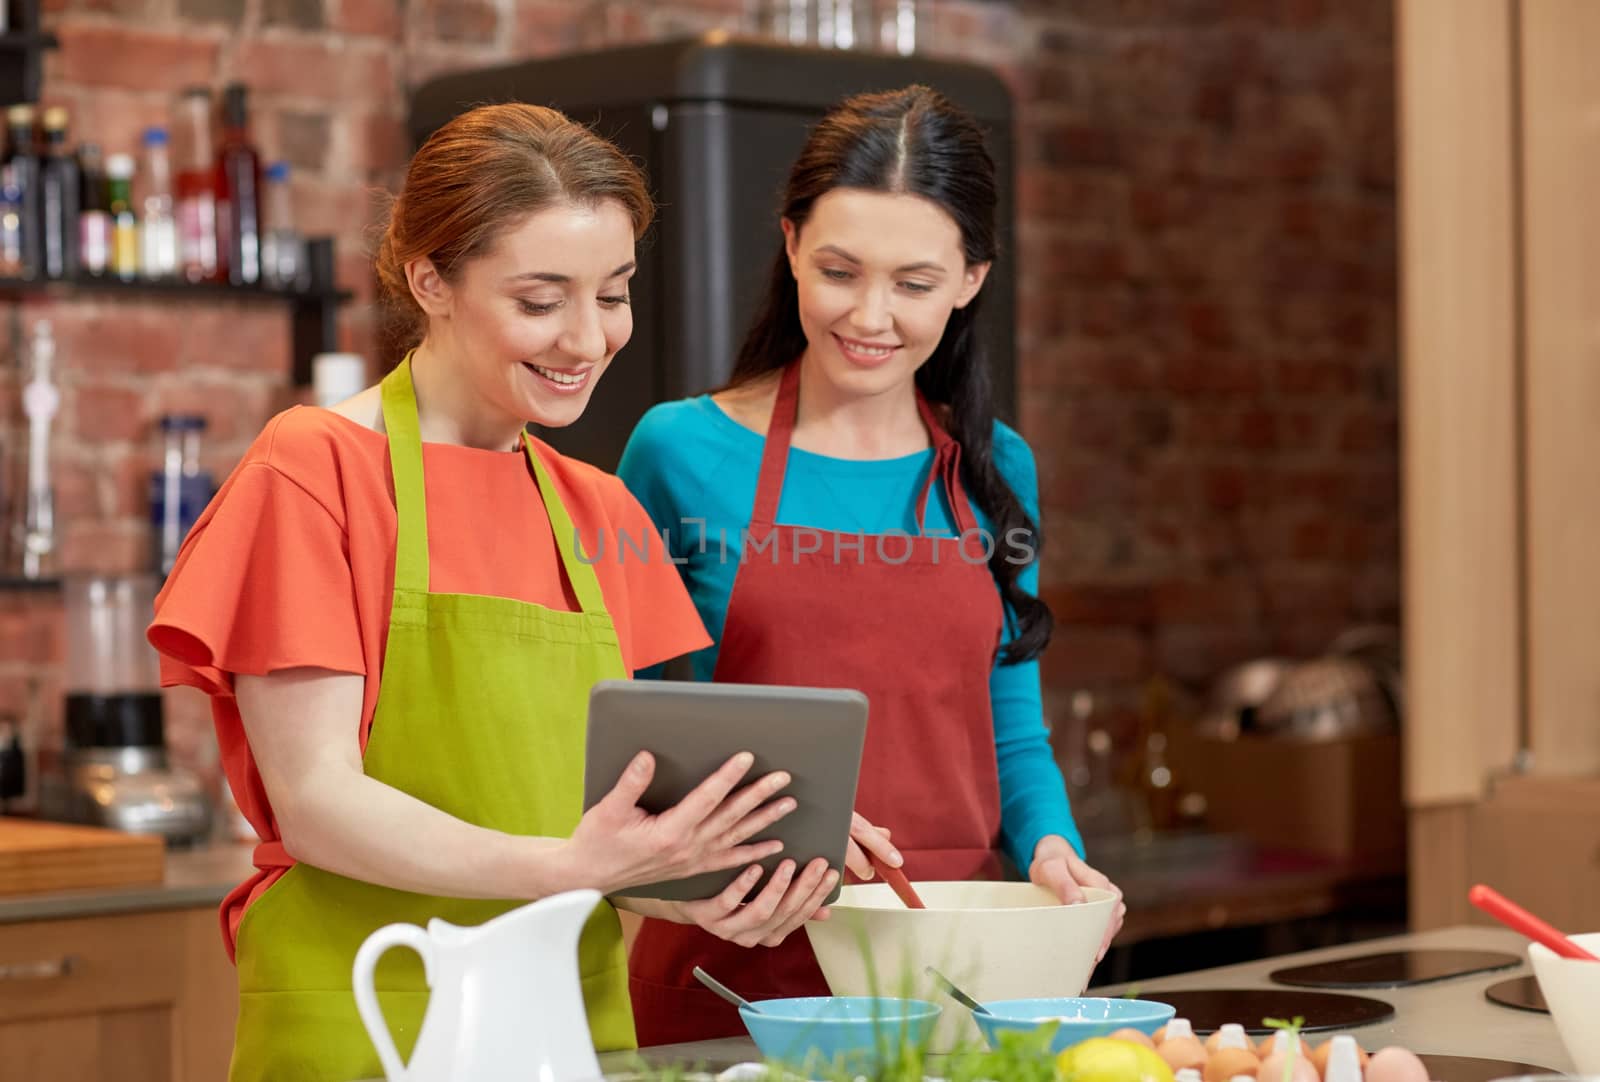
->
628, 361, 1007, 1046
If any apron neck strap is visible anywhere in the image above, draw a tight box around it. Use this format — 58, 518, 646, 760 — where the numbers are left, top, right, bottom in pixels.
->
381, 355, 431, 594
754, 360, 978, 535
911, 394, 979, 536
521, 438, 608, 615
750, 361, 803, 527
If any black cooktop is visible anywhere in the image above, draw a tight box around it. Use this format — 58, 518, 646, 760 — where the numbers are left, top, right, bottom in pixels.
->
1140, 989, 1394, 1034
1418, 1055, 1556, 1082
1270, 950, 1520, 989
1483, 975, 1549, 1014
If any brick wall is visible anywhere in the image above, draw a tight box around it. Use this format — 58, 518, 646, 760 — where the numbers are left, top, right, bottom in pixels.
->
2, 0, 1398, 798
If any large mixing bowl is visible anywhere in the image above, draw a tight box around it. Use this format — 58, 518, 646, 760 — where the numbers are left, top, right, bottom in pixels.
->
1528, 932, 1600, 1072
804, 881, 1116, 1050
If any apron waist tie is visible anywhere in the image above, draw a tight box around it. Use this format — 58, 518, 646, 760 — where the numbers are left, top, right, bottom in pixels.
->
253, 840, 294, 871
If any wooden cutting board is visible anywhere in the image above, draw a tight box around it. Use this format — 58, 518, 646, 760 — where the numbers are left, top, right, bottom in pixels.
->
0, 817, 165, 897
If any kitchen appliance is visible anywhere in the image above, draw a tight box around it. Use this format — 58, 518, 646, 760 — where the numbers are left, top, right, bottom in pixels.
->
410, 34, 1016, 471
1484, 976, 1549, 1013
39, 574, 212, 846
1137, 989, 1395, 1034
1269, 950, 1520, 989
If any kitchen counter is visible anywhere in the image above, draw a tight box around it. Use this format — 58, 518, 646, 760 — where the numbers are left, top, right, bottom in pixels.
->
598, 926, 1573, 1076
1086, 832, 1405, 948
7, 854, 1571, 1078
0, 840, 254, 924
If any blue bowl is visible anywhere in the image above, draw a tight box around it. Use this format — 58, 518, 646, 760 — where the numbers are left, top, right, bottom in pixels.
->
973, 997, 1176, 1054
739, 996, 942, 1070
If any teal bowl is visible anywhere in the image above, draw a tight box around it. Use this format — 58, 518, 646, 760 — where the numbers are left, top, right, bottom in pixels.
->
739, 996, 942, 1071
974, 997, 1176, 1053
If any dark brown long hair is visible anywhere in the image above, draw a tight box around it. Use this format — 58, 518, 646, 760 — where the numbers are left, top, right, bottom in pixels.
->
376, 103, 654, 349
729, 86, 1052, 664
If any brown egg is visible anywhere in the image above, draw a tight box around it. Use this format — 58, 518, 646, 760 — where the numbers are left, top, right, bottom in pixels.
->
1158, 1035, 1209, 1073
1110, 1027, 1158, 1048
1256, 1051, 1319, 1082
1366, 1047, 1430, 1082
1153, 1025, 1168, 1045
1205, 1047, 1262, 1082
1310, 1037, 1370, 1079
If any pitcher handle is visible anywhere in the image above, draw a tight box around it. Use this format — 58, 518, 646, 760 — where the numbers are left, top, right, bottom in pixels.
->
353, 923, 435, 1082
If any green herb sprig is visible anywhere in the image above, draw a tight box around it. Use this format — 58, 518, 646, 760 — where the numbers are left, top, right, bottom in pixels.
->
1262, 1016, 1307, 1082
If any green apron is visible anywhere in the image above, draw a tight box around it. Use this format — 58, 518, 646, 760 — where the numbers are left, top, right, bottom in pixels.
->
228, 356, 635, 1081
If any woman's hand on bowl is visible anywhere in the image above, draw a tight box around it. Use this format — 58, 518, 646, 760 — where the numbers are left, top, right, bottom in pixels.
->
844, 811, 900, 880
1029, 835, 1125, 963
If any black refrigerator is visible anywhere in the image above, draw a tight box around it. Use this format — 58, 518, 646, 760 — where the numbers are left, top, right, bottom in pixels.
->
409, 34, 1016, 471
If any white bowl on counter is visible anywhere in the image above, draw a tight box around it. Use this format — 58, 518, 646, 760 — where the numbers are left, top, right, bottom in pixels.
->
1528, 931, 1600, 1072
804, 880, 1115, 1050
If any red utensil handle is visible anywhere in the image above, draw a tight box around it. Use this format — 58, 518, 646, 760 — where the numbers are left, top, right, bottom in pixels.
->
869, 852, 926, 909
1469, 884, 1598, 960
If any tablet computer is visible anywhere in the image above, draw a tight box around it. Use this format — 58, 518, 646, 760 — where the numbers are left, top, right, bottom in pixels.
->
582, 680, 869, 904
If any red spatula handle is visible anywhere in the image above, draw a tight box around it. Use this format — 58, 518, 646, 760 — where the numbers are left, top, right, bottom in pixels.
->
869, 852, 926, 909
1469, 884, 1598, 960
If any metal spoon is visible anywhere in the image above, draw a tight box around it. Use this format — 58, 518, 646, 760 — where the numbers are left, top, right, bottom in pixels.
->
925, 965, 992, 1017
693, 966, 764, 1013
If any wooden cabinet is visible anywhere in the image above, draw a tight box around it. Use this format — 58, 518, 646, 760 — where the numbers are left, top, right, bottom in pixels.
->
0, 907, 235, 1082
1398, 0, 1600, 928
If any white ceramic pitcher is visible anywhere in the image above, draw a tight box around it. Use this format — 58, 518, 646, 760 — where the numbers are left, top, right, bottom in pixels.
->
353, 888, 604, 1082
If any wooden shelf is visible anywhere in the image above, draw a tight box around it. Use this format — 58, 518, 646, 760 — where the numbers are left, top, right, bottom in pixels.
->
0, 239, 351, 386
5, 0, 343, 382
0, 576, 62, 593
0, 273, 348, 307
0, 31, 59, 52
0, 25, 57, 105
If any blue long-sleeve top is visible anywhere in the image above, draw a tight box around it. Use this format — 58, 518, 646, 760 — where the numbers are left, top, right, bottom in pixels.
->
616, 395, 1084, 871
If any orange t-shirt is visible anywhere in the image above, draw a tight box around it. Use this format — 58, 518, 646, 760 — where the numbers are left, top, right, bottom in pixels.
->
148, 406, 710, 958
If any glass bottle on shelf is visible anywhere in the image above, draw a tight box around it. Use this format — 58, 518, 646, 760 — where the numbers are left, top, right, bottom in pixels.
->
260, 161, 303, 291
0, 146, 25, 277
107, 153, 138, 281
216, 83, 261, 286
76, 144, 111, 277
139, 127, 178, 281
38, 106, 79, 280
757, 0, 812, 45
151, 415, 213, 577
875, 0, 919, 55
14, 320, 58, 581
814, 0, 873, 48
2, 105, 42, 279
174, 87, 219, 283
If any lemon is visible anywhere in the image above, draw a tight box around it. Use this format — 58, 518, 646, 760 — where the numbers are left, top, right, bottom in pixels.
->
1056, 1036, 1177, 1082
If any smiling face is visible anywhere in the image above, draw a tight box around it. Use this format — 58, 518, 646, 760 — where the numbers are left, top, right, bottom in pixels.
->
417, 198, 638, 431
783, 188, 989, 399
